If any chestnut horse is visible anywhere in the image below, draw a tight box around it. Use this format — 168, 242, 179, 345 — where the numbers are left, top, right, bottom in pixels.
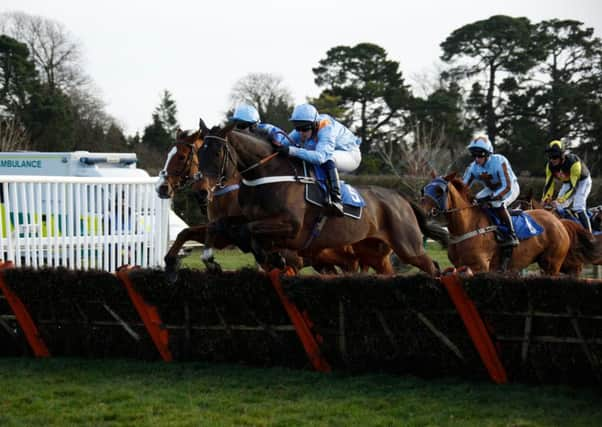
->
421, 174, 575, 274
196, 122, 448, 276
510, 197, 602, 275
156, 129, 394, 277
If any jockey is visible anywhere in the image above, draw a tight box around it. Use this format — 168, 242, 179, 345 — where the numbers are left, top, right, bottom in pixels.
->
542, 140, 592, 232
230, 104, 288, 144
276, 103, 362, 217
463, 135, 520, 247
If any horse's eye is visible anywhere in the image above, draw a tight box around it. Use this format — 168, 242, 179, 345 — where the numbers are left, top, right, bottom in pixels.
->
177, 155, 186, 161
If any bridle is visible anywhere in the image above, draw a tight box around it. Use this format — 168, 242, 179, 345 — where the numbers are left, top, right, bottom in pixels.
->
422, 178, 480, 216
160, 140, 201, 189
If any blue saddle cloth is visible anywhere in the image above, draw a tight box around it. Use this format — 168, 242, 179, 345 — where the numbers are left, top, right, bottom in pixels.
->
555, 206, 602, 235
487, 210, 544, 240
313, 165, 365, 207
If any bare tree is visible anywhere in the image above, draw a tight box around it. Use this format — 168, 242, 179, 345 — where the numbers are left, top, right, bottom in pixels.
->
373, 120, 453, 195
0, 11, 91, 94
229, 73, 293, 127
0, 116, 30, 151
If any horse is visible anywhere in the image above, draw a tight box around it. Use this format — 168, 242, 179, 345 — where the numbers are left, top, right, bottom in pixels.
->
420, 173, 586, 275
195, 121, 448, 277
156, 128, 241, 279
510, 196, 602, 275
156, 128, 394, 277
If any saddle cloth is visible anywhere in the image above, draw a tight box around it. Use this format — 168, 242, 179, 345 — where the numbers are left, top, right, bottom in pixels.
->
303, 162, 364, 219
488, 209, 544, 240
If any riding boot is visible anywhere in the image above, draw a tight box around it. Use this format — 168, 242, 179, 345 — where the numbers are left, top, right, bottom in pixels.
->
325, 166, 345, 217
577, 210, 592, 233
496, 206, 519, 247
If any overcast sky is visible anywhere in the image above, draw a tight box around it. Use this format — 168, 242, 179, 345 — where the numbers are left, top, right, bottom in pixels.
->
2, 0, 601, 136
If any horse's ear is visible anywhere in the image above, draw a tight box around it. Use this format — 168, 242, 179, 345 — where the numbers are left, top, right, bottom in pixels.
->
430, 169, 437, 179
443, 171, 457, 181
175, 127, 183, 139
198, 118, 210, 135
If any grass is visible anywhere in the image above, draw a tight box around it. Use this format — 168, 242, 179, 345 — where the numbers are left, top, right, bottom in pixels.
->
0, 358, 600, 426
181, 242, 453, 274
180, 242, 602, 278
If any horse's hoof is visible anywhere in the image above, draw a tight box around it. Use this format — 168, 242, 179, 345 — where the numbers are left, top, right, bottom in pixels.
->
267, 252, 286, 270
164, 256, 181, 283
204, 260, 223, 274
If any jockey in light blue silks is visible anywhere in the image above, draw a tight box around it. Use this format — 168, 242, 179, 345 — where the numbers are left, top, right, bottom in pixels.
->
275, 103, 362, 216
463, 135, 520, 247
230, 104, 289, 145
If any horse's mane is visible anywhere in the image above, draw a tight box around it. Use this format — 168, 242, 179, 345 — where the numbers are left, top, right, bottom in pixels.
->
447, 175, 474, 202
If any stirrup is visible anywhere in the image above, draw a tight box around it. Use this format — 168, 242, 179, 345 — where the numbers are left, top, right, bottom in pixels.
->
499, 235, 519, 247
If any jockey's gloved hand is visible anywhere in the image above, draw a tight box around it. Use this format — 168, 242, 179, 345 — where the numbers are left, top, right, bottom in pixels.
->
275, 144, 289, 156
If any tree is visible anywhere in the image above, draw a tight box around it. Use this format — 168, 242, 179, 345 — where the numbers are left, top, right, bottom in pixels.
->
0, 34, 39, 117
533, 20, 602, 143
0, 11, 90, 93
440, 15, 542, 145
0, 116, 30, 150
229, 73, 293, 129
313, 43, 412, 154
22, 84, 76, 151
154, 90, 179, 138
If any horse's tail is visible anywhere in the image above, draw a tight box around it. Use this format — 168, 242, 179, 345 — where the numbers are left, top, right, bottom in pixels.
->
409, 199, 449, 248
561, 220, 602, 264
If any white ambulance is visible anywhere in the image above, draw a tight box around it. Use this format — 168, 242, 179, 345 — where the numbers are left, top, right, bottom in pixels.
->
0, 151, 188, 270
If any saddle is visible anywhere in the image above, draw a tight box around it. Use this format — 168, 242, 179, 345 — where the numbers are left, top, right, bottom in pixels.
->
484, 209, 544, 242
303, 162, 364, 219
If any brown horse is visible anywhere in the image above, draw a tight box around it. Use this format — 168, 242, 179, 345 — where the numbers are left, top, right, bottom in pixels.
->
511, 197, 602, 275
421, 174, 576, 275
156, 129, 393, 276
196, 122, 448, 276
156, 129, 240, 279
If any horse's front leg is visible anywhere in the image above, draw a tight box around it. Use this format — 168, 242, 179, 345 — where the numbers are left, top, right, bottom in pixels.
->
243, 217, 300, 269
164, 225, 208, 283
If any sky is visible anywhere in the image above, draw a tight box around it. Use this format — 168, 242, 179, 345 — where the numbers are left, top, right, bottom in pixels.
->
1, 0, 601, 136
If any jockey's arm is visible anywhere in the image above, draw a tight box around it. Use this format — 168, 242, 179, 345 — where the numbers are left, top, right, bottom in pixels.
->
288, 127, 335, 165
492, 160, 513, 200
542, 164, 555, 202
556, 161, 582, 203
462, 165, 475, 187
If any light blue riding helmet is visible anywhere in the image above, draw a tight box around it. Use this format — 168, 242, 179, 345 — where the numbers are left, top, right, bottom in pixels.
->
467, 135, 494, 155
289, 103, 318, 124
232, 104, 260, 124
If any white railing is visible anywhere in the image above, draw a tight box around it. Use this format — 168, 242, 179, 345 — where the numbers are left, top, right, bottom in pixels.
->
0, 176, 169, 271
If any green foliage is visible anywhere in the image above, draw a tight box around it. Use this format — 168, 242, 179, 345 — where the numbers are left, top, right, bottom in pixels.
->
154, 89, 179, 137
441, 15, 542, 144
0, 34, 39, 116
313, 42, 412, 156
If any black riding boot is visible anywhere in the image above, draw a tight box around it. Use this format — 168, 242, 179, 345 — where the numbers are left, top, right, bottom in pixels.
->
325, 167, 344, 217
496, 206, 519, 247
577, 210, 592, 233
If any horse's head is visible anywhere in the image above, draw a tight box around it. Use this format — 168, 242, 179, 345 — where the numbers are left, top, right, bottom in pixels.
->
196, 122, 239, 189
156, 128, 205, 199
421, 172, 471, 216
421, 176, 450, 216
197, 122, 279, 186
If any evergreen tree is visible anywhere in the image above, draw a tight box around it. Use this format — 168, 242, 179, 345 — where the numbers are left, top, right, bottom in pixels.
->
154, 90, 179, 138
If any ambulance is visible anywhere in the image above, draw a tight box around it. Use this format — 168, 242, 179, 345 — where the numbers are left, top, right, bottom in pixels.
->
0, 151, 188, 269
